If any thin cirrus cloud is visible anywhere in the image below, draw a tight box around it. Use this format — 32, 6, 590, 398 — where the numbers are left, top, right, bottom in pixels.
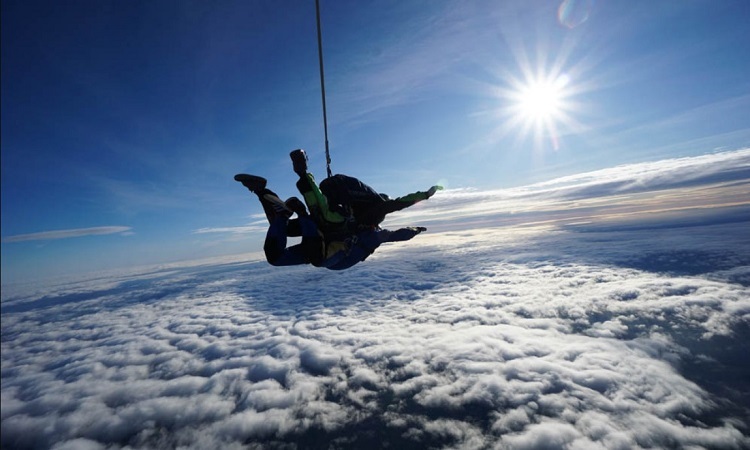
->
199, 148, 750, 238
382, 147, 750, 231
2, 226, 132, 243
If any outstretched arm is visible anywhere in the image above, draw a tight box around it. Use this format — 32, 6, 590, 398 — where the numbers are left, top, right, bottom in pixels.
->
397, 185, 442, 203
357, 186, 442, 226
322, 226, 427, 271
378, 226, 427, 243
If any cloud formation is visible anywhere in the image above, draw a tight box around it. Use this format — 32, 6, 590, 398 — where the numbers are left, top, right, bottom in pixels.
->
2, 217, 749, 448
193, 214, 268, 236
199, 148, 750, 240
2, 149, 749, 449
2, 226, 132, 243
382, 148, 750, 231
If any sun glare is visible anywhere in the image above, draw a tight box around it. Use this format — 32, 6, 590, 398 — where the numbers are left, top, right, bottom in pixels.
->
518, 80, 564, 121
499, 72, 577, 151
513, 73, 571, 124
479, 23, 589, 154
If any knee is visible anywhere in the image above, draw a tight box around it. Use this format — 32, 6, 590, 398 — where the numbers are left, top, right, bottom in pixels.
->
264, 237, 284, 265
302, 236, 325, 266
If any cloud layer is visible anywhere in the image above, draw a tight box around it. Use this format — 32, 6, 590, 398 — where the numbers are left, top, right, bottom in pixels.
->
200, 148, 750, 238
2, 214, 749, 449
383, 148, 750, 233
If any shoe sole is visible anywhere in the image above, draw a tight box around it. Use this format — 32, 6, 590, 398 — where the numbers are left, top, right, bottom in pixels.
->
234, 174, 267, 191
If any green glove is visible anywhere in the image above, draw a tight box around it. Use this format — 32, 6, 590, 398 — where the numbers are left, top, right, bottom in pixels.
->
398, 186, 443, 203
426, 185, 443, 198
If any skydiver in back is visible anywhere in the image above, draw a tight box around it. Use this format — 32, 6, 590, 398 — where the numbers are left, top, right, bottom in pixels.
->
289, 149, 442, 233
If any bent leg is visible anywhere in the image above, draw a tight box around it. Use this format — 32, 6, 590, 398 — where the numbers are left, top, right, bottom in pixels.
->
264, 217, 307, 266
255, 188, 284, 225
297, 216, 325, 267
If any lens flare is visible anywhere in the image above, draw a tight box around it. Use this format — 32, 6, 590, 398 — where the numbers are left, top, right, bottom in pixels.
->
558, 0, 594, 29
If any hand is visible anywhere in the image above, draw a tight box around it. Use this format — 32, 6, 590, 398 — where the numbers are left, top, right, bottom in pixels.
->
390, 226, 427, 241
426, 185, 443, 198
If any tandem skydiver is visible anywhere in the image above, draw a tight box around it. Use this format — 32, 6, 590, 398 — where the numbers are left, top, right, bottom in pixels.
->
233, 173, 428, 270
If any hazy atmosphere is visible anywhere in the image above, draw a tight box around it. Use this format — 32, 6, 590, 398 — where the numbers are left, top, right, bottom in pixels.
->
2, 0, 749, 281
2, 1, 749, 449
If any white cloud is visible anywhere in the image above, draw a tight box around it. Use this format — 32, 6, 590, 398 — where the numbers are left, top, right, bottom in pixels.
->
382, 148, 750, 231
2, 226, 133, 243
193, 220, 268, 236
200, 149, 750, 240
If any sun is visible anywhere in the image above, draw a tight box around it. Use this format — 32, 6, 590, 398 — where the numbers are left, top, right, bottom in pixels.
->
500, 72, 576, 151
478, 43, 588, 153
517, 79, 564, 121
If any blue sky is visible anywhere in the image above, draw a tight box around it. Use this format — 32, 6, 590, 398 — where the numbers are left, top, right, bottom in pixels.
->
2, 0, 749, 282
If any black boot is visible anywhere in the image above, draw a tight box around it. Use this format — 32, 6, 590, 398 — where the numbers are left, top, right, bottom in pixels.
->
290, 149, 308, 176
234, 174, 267, 193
